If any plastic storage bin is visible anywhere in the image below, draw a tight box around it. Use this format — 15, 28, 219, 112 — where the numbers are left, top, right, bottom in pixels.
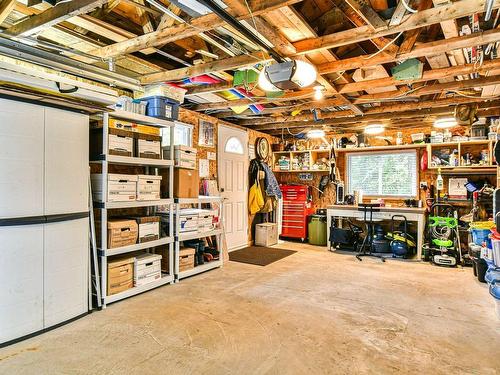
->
143, 96, 179, 121
308, 215, 327, 246
490, 281, 500, 319
471, 229, 492, 248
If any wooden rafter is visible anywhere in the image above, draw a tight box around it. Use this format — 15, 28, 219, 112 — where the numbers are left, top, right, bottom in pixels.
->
242, 96, 490, 126
0, 0, 16, 25
317, 29, 500, 75
7, 0, 110, 36
293, 0, 500, 54
257, 101, 500, 131
91, 0, 303, 58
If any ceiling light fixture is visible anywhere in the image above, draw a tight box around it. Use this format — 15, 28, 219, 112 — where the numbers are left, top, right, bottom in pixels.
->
434, 117, 458, 129
364, 123, 385, 135
306, 129, 326, 139
314, 85, 324, 100
258, 60, 317, 92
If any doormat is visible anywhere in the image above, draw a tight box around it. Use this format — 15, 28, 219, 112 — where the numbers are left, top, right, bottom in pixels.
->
229, 246, 296, 266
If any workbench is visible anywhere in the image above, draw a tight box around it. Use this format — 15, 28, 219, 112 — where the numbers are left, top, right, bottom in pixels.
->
326, 205, 426, 260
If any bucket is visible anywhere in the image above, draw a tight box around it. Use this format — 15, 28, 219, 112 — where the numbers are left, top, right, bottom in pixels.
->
476, 258, 488, 283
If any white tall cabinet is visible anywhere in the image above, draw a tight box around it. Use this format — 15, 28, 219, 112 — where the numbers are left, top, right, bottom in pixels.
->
0, 98, 89, 345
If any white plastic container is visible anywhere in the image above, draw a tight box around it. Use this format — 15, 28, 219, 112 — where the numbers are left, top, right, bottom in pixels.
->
91, 173, 137, 202
136, 175, 162, 201
492, 239, 500, 267
134, 253, 162, 286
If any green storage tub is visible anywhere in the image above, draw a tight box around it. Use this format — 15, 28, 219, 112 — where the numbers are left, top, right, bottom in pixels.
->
308, 214, 327, 246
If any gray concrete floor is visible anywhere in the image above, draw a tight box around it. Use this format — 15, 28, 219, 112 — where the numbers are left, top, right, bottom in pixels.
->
1, 242, 499, 375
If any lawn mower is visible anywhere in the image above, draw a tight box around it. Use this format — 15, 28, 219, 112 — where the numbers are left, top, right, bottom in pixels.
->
424, 203, 462, 267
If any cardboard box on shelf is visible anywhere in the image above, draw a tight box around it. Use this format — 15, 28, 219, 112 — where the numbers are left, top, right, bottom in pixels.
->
107, 256, 134, 295
91, 173, 137, 203
163, 168, 199, 198
107, 219, 138, 249
179, 247, 195, 272
129, 216, 160, 243
136, 133, 161, 159
137, 175, 162, 201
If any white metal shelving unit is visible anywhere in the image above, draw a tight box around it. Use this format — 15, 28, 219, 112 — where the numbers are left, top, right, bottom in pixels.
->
174, 196, 224, 280
92, 111, 176, 306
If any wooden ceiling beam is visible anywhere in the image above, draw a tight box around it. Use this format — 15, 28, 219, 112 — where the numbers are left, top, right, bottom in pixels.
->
244, 96, 490, 126
397, 0, 434, 54
258, 100, 500, 131
0, 0, 17, 25
91, 0, 302, 58
7, 0, 110, 36
345, 0, 387, 31
185, 81, 234, 96
190, 88, 327, 111
293, 0, 500, 54
352, 74, 500, 103
337, 59, 500, 94
141, 52, 268, 84
317, 28, 500, 75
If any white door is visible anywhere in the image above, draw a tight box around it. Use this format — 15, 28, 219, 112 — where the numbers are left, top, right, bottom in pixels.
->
218, 125, 248, 250
0, 99, 44, 218
44, 108, 89, 215
0, 225, 44, 344
44, 218, 88, 327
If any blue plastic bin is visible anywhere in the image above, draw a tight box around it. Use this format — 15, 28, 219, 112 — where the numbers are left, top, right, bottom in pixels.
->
143, 96, 180, 121
471, 229, 492, 248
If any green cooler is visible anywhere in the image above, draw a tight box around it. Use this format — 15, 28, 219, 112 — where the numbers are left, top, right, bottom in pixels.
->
308, 214, 327, 246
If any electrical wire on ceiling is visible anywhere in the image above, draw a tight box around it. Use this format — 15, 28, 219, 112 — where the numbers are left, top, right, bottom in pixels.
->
363, 32, 403, 60
400, 0, 418, 14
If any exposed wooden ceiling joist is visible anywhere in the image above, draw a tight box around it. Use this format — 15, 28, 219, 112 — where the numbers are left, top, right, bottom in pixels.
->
317, 28, 500, 75
0, 0, 17, 25
337, 59, 500, 94
244, 96, 490, 126
91, 0, 303, 58
7, 0, 110, 36
259, 101, 500, 132
293, 0, 500, 54
351, 74, 500, 103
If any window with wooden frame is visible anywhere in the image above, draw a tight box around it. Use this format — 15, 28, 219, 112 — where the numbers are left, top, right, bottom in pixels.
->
346, 150, 418, 198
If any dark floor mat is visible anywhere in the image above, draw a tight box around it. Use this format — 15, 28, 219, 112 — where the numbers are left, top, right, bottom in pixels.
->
229, 246, 297, 266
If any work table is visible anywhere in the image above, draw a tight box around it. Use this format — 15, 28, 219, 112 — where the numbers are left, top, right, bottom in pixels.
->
327, 205, 426, 214
326, 205, 426, 260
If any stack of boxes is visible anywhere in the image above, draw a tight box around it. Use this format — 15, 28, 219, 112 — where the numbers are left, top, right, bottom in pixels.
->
134, 83, 186, 122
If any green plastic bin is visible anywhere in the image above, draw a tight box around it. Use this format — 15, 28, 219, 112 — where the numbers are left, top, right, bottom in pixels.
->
308, 214, 327, 246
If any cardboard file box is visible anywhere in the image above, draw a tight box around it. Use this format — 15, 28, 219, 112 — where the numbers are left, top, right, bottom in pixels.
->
255, 223, 278, 247
179, 247, 195, 272
90, 128, 134, 158
91, 173, 137, 202
136, 133, 161, 159
164, 145, 197, 169
107, 256, 134, 295
129, 216, 160, 243
137, 175, 162, 201
134, 253, 162, 286
107, 219, 138, 249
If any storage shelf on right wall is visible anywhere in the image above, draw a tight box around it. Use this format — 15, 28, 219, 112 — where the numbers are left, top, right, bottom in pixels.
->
427, 140, 494, 170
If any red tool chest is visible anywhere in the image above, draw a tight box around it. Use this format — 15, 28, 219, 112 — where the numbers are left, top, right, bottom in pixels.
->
280, 185, 314, 241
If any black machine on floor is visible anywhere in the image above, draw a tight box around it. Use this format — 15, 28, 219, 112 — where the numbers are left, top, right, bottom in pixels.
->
386, 215, 416, 258
423, 203, 462, 267
329, 219, 362, 251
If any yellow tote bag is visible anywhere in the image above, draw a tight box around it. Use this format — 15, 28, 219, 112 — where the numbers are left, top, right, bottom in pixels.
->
249, 180, 264, 214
